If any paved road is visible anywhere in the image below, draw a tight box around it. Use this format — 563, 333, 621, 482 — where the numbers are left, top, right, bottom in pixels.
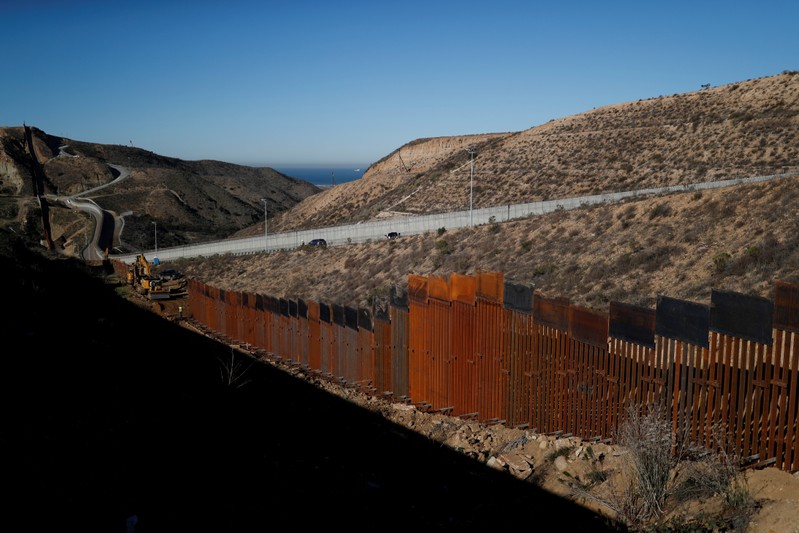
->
48, 161, 796, 265
109, 171, 796, 265
45, 163, 131, 261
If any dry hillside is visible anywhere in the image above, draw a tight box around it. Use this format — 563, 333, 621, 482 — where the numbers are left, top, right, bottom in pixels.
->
244, 133, 509, 233
0, 126, 320, 253
243, 71, 799, 236
178, 172, 799, 314
187, 71, 799, 316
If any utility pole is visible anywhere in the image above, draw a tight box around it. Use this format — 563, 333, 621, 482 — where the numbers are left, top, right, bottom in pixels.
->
152, 221, 158, 255
466, 147, 476, 226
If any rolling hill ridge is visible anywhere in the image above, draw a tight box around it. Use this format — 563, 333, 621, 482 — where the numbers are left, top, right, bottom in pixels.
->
0, 126, 320, 254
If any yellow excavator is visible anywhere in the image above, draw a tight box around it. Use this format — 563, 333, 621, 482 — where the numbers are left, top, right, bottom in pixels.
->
127, 254, 171, 300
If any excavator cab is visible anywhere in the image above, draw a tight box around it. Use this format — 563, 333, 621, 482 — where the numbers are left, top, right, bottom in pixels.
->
128, 254, 171, 299
147, 278, 171, 300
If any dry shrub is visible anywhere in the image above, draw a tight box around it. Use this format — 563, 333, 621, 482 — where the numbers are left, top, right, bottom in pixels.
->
566, 403, 756, 532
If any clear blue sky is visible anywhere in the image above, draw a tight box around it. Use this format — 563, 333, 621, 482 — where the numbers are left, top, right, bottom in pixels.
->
3, 0, 797, 167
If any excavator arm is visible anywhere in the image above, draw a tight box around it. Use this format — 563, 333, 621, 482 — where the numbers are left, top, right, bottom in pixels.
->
129, 254, 171, 300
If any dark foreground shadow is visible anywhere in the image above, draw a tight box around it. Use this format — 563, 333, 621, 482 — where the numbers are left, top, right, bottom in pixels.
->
1, 237, 623, 532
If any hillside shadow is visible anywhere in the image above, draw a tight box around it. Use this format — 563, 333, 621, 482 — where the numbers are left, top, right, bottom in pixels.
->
0, 234, 623, 533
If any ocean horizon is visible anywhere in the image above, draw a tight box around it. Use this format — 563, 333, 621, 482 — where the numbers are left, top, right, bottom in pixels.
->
273, 166, 366, 186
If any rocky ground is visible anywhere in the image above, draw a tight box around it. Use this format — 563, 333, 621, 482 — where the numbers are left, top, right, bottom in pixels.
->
277, 351, 799, 533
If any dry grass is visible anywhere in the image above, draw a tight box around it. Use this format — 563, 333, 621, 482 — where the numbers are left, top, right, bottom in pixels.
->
178, 173, 799, 314
262, 72, 799, 234
565, 403, 757, 532
178, 72, 799, 313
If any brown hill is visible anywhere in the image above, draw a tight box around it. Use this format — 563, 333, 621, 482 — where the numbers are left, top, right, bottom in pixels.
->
178, 171, 799, 314
242, 71, 799, 235
182, 71, 799, 315
0, 126, 320, 253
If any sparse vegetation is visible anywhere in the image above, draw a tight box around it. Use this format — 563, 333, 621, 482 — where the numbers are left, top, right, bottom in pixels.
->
365, 285, 391, 307
648, 203, 672, 220
532, 263, 555, 278
713, 251, 732, 273
219, 348, 254, 388
520, 239, 533, 253
546, 445, 576, 462
565, 403, 755, 532
436, 239, 452, 255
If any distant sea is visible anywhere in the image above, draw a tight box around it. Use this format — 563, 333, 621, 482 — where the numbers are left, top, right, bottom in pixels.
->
273, 166, 366, 187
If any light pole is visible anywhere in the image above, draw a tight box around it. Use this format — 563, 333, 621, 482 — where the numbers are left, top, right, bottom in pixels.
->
261, 198, 267, 239
260, 198, 268, 240
466, 147, 476, 226
152, 221, 158, 255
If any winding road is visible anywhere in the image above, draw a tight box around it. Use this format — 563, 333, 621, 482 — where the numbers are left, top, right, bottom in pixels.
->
44, 145, 794, 266
44, 158, 132, 261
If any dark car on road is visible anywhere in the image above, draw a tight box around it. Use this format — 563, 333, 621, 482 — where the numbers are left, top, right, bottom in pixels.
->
308, 238, 327, 247
386, 232, 400, 239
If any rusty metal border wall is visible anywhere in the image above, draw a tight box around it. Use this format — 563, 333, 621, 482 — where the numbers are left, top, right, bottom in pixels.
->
450, 273, 477, 417
297, 299, 309, 367
373, 314, 392, 396
307, 301, 321, 371
426, 276, 452, 412
505, 307, 534, 429
390, 305, 410, 400
356, 309, 374, 392
532, 293, 570, 434
407, 275, 428, 406
184, 276, 799, 473
342, 306, 359, 385
254, 294, 265, 349
320, 305, 334, 378
475, 271, 507, 424
288, 300, 299, 364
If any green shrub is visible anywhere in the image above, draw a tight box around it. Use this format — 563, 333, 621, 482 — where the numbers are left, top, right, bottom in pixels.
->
545, 445, 575, 462
649, 203, 673, 220
713, 252, 731, 273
